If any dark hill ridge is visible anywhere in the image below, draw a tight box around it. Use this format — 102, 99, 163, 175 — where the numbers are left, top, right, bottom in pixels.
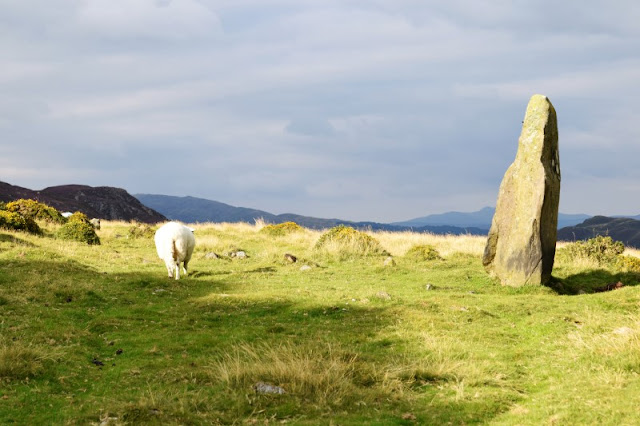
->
135, 193, 488, 235
557, 216, 640, 248
0, 181, 166, 223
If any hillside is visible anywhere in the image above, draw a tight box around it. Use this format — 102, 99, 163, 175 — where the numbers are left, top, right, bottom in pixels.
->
135, 194, 488, 235
558, 215, 640, 248
0, 181, 166, 223
395, 207, 591, 230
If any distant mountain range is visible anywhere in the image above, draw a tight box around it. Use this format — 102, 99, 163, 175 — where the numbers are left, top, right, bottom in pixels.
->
394, 207, 592, 230
0, 181, 166, 223
134, 194, 488, 235
5, 180, 640, 245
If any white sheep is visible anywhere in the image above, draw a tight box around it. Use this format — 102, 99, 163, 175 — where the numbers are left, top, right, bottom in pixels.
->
154, 221, 195, 280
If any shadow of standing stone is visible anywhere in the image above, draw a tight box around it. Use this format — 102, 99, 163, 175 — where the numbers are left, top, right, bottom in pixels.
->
483, 94, 560, 286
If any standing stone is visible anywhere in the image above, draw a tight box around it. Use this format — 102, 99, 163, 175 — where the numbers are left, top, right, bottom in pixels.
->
483, 94, 560, 286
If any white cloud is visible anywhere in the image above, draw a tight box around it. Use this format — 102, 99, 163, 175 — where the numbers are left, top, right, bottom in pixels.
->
76, 0, 223, 40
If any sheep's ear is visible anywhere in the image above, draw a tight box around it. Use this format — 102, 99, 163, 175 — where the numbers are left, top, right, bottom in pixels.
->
188, 227, 195, 233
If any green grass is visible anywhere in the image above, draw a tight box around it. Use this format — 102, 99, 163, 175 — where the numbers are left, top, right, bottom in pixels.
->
0, 222, 639, 424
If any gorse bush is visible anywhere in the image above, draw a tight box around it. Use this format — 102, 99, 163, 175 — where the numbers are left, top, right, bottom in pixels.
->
405, 244, 443, 261
128, 222, 156, 239
67, 211, 91, 224
0, 210, 41, 234
314, 225, 387, 258
260, 221, 304, 237
616, 255, 640, 273
559, 236, 624, 267
5, 199, 66, 224
56, 214, 100, 245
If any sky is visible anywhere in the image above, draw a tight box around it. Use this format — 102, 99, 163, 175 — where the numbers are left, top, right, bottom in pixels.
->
1, 1, 639, 222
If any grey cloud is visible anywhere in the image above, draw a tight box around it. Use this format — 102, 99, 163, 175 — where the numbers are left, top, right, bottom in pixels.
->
0, 1, 638, 222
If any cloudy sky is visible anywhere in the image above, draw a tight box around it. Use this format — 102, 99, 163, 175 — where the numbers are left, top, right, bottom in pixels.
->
1, 1, 639, 222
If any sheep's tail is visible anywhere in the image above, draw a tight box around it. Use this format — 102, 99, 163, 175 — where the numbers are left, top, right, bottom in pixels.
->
172, 240, 178, 261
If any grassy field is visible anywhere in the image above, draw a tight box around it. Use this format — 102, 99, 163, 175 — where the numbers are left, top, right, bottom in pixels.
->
1, 220, 639, 425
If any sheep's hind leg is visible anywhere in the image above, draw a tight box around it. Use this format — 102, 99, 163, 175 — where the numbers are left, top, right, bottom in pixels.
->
164, 260, 174, 279
182, 261, 189, 277
174, 263, 180, 280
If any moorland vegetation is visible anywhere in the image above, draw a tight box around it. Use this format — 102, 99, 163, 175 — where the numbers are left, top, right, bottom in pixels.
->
1, 202, 640, 424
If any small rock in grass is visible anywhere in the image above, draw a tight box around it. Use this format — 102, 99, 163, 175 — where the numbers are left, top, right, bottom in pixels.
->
383, 256, 396, 267
205, 252, 220, 259
300, 265, 312, 271
253, 381, 286, 394
376, 291, 391, 300
231, 251, 247, 259
284, 253, 297, 263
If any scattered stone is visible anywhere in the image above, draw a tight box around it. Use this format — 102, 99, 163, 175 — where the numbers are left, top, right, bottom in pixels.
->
99, 416, 119, 426
376, 291, 392, 300
300, 265, 312, 271
425, 284, 434, 291
383, 256, 396, 267
483, 94, 560, 287
115, 349, 123, 355
253, 381, 286, 395
91, 358, 104, 367
402, 413, 417, 421
594, 281, 624, 293
205, 252, 220, 259
613, 327, 634, 335
229, 250, 247, 259
284, 253, 297, 263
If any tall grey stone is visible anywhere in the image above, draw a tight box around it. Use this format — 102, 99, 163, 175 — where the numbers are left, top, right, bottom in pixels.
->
483, 94, 560, 286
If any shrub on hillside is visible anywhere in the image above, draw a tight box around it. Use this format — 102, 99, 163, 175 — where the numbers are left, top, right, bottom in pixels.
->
405, 244, 443, 261
559, 236, 624, 267
128, 222, 156, 239
5, 199, 66, 224
0, 210, 42, 234
260, 221, 304, 237
314, 225, 387, 257
56, 215, 100, 245
67, 212, 91, 224
616, 255, 640, 273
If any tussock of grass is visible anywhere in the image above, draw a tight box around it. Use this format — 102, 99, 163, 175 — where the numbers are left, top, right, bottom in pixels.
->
212, 343, 365, 400
0, 339, 55, 380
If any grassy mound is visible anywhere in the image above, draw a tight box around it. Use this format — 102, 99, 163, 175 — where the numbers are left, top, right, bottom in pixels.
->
260, 221, 304, 237
127, 222, 156, 239
314, 225, 387, 258
405, 244, 443, 261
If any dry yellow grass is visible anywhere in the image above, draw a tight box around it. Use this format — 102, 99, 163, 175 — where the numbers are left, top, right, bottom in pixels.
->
367, 230, 486, 258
